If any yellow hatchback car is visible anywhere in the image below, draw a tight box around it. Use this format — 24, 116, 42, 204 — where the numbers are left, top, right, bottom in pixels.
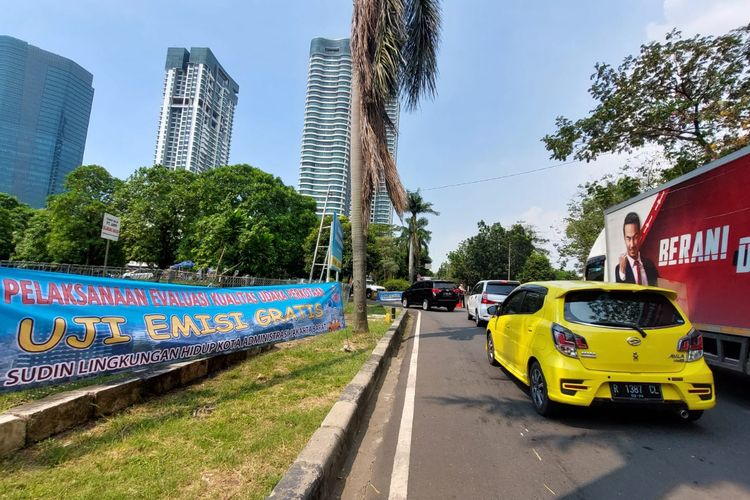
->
485, 281, 715, 421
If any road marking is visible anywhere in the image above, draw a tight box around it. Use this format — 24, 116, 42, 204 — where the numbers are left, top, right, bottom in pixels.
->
389, 311, 421, 500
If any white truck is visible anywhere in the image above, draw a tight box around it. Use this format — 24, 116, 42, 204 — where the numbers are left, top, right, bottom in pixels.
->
586, 146, 750, 376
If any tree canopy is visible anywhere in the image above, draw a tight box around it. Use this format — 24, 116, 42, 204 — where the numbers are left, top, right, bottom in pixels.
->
557, 174, 642, 273
543, 24, 750, 177
517, 252, 557, 283
184, 165, 318, 277
302, 218, 412, 283
114, 165, 198, 268
0, 193, 33, 261
8, 163, 319, 279
442, 221, 541, 286
47, 166, 123, 266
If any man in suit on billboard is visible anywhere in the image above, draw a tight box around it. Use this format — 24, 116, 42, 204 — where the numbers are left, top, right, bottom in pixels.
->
616, 212, 658, 286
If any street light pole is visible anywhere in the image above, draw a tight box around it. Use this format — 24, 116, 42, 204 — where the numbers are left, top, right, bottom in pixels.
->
507, 240, 511, 280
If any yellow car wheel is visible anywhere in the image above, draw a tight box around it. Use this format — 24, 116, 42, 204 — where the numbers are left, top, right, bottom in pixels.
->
486, 332, 499, 367
529, 361, 557, 417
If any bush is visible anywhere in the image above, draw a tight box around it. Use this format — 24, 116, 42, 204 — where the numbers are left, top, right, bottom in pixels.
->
382, 278, 409, 291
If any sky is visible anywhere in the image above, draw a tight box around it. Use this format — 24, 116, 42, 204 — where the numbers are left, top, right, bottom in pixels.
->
2, 0, 748, 272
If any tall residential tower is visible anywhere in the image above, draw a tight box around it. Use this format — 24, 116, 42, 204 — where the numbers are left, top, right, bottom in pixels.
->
0, 36, 94, 208
370, 98, 400, 225
298, 37, 400, 223
154, 47, 238, 173
298, 38, 353, 217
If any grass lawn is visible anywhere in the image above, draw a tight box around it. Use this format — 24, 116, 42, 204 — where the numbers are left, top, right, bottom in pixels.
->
0, 320, 392, 499
343, 300, 388, 316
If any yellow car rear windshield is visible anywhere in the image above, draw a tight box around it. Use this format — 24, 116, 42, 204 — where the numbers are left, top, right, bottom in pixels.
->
564, 291, 685, 328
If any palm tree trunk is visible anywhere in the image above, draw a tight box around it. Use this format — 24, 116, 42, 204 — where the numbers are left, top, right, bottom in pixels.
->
350, 77, 369, 333
408, 237, 415, 282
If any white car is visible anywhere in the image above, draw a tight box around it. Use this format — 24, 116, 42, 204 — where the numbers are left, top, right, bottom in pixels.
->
466, 280, 519, 326
366, 279, 385, 299
121, 270, 155, 280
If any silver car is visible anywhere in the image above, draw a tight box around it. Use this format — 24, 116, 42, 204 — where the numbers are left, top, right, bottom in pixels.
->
466, 280, 519, 326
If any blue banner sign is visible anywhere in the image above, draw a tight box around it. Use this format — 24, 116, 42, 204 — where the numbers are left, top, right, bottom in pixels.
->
0, 268, 345, 393
329, 212, 344, 272
377, 291, 404, 302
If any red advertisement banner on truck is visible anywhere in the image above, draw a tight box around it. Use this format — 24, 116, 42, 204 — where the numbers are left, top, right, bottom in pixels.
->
604, 153, 750, 335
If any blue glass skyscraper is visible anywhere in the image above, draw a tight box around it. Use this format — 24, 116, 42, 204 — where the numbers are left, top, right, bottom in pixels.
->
0, 36, 94, 208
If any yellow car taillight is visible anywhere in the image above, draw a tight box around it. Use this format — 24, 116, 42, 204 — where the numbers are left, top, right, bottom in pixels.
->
551, 323, 588, 358
677, 328, 703, 362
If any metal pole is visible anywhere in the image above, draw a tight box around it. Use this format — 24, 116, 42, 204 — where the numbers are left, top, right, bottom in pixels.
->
104, 239, 110, 273
319, 247, 330, 282
326, 212, 335, 282
309, 187, 331, 282
507, 240, 511, 280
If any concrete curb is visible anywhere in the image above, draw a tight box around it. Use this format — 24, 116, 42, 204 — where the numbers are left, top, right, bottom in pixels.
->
0, 344, 273, 456
268, 310, 411, 500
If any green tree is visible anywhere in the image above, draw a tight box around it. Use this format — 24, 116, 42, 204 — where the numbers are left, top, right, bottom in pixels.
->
13, 211, 52, 262
114, 165, 198, 268
554, 268, 580, 280
558, 174, 641, 273
303, 219, 402, 282
400, 216, 433, 280
436, 261, 452, 279
185, 165, 318, 277
543, 24, 750, 177
444, 221, 541, 287
47, 165, 123, 265
517, 252, 556, 283
375, 228, 402, 281
367, 223, 401, 282
404, 191, 439, 282
350, 0, 442, 332
0, 194, 33, 260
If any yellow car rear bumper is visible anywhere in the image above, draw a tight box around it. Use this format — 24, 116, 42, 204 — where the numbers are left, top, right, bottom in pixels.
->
542, 356, 716, 410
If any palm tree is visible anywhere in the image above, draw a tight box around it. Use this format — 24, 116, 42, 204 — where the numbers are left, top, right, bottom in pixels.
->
405, 191, 438, 281
350, 0, 442, 332
400, 216, 432, 277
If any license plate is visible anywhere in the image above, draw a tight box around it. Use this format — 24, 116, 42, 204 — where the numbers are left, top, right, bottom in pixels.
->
610, 382, 662, 400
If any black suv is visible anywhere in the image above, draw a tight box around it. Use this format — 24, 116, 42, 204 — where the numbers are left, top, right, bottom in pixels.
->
401, 280, 459, 311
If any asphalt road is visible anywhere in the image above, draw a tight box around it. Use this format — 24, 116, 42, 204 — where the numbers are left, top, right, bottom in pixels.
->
335, 305, 750, 500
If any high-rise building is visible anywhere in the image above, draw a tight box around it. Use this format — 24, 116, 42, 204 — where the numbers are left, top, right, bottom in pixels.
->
369, 99, 400, 225
298, 37, 400, 223
154, 47, 238, 173
0, 36, 94, 208
298, 38, 353, 217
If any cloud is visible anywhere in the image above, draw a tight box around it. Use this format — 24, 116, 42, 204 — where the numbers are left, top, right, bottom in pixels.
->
647, 0, 750, 40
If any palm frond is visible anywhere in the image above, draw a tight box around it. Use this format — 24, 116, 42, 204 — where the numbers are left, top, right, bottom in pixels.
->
407, 189, 439, 217
402, 0, 441, 111
352, 0, 409, 221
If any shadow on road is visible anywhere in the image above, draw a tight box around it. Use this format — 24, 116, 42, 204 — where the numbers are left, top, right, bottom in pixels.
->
427, 357, 750, 499
415, 324, 486, 342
